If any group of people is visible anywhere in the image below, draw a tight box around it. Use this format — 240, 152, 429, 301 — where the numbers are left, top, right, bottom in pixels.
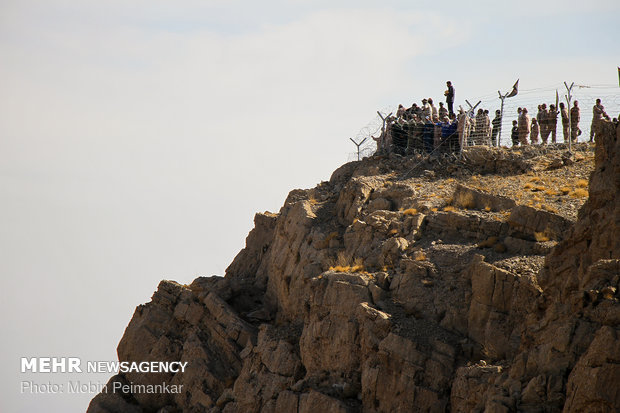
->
373, 79, 615, 155
510, 99, 612, 147
373, 81, 461, 155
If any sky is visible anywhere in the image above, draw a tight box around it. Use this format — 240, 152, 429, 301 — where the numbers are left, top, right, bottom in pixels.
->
1, 1, 619, 411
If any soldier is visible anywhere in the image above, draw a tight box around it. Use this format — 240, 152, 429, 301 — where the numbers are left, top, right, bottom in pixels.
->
396, 104, 406, 119
530, 118, 539, 144
511, 120, 519, 147
548, 104, 558, 143
483, 109, 491, 145
539, 103, 550, 144
491, 109, 502, 146
421, 99, 431, 119
559, 102, 569, 142
536, 105, 543, 133
438, 102, 448, 120
518, 108, 530, 145
590, 98, 609, 142
474, 109, 485, 145
445, 81, 455, 117
570, 101, 581, 141
429, 98, 438, 120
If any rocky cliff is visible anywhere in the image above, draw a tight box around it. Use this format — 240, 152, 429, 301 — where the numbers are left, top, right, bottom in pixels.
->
89, 120, 619, 413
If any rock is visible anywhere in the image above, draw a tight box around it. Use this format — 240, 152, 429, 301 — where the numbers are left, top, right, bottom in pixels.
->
366, 197, 392, 213
90, 125, 620, 412
508, 205, 571, 241
453, 184, 517, 211
563, 326, 620, 411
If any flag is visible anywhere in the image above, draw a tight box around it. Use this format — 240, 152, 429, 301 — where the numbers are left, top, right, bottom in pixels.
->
618, 67, 620, 87
506, 79, 519, 98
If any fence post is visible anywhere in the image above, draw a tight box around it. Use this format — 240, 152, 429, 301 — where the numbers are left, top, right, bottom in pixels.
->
564, 81, 574, 153
497, 91, 507, 147
350, 138, 367, 161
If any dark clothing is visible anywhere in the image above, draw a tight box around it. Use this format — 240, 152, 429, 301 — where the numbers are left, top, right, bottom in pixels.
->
446, 85, 455, 116
441, 121, 459, 152
511, 125, 519, 147
423, 121, 434, 153
491, 115, 502, 146
391, 122, 408, 155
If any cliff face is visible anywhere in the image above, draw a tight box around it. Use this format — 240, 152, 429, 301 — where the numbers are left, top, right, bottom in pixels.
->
89, 121, 619, 413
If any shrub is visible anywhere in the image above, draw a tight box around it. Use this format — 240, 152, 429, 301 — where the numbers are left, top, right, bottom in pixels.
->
328, 253, 366, 273
570, 188, 588, 198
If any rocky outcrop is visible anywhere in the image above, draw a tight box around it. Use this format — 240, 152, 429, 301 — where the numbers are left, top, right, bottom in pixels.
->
89, 121, 619, 412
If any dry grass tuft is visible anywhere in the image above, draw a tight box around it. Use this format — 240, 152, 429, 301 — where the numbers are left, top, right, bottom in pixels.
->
414, 251, 427, 261
575, 179, 588, 188
570, 188, 588, 198
534, 232, 550, 242
403, 208, 418, 216
443, 206, 457, 212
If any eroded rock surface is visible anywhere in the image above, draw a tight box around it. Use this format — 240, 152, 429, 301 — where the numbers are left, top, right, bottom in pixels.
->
89, 121, 619, 412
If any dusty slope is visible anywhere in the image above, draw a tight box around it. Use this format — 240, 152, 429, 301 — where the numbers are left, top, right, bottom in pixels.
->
88, 121, 619, 413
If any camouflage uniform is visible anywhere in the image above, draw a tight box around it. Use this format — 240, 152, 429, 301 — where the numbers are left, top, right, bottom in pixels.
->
548, 105, 558, 143
560, 106, 569, 142
518, 111, 530, 145
530, 120, 539, 144
590, 102, 608, 142
570, 104, 580, 141
539, 107, 550, 144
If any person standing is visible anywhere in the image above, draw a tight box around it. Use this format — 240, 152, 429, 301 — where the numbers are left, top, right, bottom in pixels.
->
539, 103, 550, 144
548, 104, 558, 143
491, 109, 502, 146
518, 108, 530, 145
570, 101, 581, 142
483, 109, 491, 145
438, 102, 448, 120
530, 118, 539, 144
421, 98, 431, 119
511, 120, 519, 147
429, 98, 438, 122
590, 98, 609, 142
559, 102, 569, 142
445, 81, 455, 117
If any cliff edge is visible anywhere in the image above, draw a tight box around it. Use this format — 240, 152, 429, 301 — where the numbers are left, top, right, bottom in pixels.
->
89, 120, 619, 413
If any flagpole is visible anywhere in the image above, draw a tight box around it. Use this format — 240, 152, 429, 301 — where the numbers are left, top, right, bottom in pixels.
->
497, 91, 507, 147
497, 79, 519, 148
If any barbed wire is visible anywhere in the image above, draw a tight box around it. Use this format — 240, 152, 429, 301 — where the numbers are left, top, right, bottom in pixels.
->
349, 82, 620, 160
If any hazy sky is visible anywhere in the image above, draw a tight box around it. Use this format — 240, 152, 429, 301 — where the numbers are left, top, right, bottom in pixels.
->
1, 1, 619, 411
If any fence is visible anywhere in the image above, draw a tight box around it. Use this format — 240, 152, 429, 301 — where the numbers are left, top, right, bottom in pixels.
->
348, 82, 620, 161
